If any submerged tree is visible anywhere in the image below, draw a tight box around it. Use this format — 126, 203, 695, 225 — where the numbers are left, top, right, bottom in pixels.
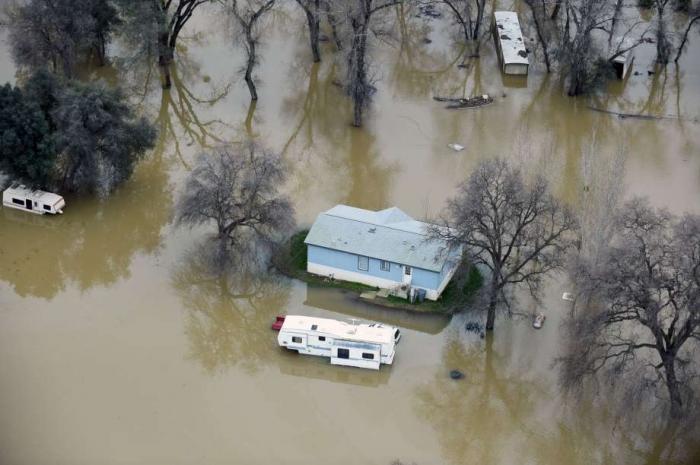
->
295, 0, 322, 63
175, 143, 295, 252
5, 0, 120, 76
339, 0, 401, 127
230, 0, 276, 101
432, 159, 577, 331
560, 199, 700, 419
116, 0, 213, 88
423, 0, 488, 55
52, 81, 157, 195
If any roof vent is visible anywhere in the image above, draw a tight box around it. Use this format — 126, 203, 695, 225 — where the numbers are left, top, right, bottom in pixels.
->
368, 227, 376, 233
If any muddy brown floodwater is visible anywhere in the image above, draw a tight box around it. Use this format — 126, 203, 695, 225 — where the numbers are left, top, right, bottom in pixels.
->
1, 3, 700, 465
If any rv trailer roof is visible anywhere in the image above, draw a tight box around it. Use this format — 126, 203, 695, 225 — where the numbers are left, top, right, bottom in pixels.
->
494, 11, 529, 66
3, 185, 63, 205
281, 315, 396, 345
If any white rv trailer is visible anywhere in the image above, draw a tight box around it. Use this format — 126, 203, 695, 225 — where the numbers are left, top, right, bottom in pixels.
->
2, 185, 65, 215
493, 11, 529, 76
277, 315, 401, 370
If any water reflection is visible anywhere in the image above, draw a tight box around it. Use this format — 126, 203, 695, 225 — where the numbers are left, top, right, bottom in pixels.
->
280, 59, 398, 217
416, 335, 548, 465
171, 242, 291, 374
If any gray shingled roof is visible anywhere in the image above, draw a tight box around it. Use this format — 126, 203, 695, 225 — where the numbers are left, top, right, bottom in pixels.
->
304, 205, 451, 272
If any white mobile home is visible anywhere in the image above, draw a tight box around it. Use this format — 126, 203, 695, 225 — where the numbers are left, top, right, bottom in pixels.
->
493, 11, 529, 76
277, 315, 401, 370
2, 185, 65, 215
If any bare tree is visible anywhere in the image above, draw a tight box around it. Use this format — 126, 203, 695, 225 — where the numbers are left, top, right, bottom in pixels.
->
176, 143, 295, 251
560, 199, 700, 419
674, 6, 700, 62
116, 0, 212, 88
420, 0, 488, 56
295, 0, 322, 62
652, 0, 673, 64
523, 0, 553, 72
230, 0, 276, 101
431, 159, 578, 331
339, 0, 401, 127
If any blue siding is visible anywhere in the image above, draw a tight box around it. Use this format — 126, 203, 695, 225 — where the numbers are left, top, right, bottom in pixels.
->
307, 245, 441, 290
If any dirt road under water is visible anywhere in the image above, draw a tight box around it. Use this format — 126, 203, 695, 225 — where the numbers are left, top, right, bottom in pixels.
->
1, 4, 700, 465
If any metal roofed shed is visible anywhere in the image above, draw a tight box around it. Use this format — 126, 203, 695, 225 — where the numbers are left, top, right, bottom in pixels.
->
304, 205, 462, 301
493, 11, 529, 76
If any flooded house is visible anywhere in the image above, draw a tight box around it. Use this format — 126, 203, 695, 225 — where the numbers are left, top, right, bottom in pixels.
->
493, 11, 529, 76
304, 205, 462, 301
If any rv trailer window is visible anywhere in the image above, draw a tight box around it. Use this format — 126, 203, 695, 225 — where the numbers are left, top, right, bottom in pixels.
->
292, 336, 302, 343
318, 336, 326, 341
380, 260, 390, 271
362, 353, 374, 360
337, 348, 350, 359
12, 198, 24, 206
43, 205, 51, 211
357, 256, 369, 271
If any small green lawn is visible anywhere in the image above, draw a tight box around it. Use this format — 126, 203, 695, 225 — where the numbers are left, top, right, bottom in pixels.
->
278, 230, 483, 314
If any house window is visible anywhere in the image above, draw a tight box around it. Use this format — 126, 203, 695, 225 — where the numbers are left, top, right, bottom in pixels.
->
358, 255, 369, 271
311, 324, 318, 330
404, 266, 412, 276
318, 336, 326, 341
337, 348, 350, 359
43, 205, 51, 211
12, 198, 24, 206
292, 336, 302, 343
362, 353, 375, 360
380, 260, 390, 271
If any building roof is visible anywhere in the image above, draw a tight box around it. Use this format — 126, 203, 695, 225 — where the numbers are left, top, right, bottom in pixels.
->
281, 315, 397, 345
3, 185, 63, 205
304, 205, 454, 272
494, 11, 529, 66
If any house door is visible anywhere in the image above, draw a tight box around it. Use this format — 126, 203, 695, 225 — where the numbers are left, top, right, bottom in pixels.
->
25, 199, 32, 211
402, 265, 412, 285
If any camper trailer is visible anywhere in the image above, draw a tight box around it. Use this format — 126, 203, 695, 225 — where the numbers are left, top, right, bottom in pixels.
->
493, 11, 529, 76
2, 185, 65, 215
276, 315, 401, 370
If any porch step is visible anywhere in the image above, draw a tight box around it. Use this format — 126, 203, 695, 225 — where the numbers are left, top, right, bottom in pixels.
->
360, 291, 377, 300
376, 288, 390, 298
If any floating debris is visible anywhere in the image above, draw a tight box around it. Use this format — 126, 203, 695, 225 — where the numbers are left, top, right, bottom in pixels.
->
465, 321, 484, 334
533, 313, 546, 329
562, 292, 574, 302
448, 143, 465, 152
434, 94, 493, 109
449, 370, 464, 380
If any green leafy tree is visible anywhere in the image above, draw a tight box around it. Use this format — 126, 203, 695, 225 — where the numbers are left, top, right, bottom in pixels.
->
51, 81, 157, 195
0, 83, 55, 187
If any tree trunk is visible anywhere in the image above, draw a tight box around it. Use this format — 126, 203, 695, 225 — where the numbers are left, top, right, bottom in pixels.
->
158, 34, 173, 89
486, 277, 498, 331
323, 1, 343, 50
303, 1, 321, 62
674, 15, 700, 62
245, 33, 258, 101
529, 0, 551, 72
351, 20, 368, 127
656, 5, 670, 65
663, 356, 683, 418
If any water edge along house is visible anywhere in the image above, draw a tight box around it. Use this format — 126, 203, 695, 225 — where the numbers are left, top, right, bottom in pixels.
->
304, 205, 462, 301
